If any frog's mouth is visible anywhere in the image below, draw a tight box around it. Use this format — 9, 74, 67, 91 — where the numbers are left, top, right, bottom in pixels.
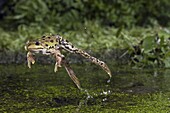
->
27, 48, 44, 53
25, 45, 43, 51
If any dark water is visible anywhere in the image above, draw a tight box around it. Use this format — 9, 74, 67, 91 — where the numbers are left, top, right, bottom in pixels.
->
0, 64, 170, 112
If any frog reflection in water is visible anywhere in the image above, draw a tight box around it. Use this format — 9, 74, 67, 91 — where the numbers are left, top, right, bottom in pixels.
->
25, 34, 112, 89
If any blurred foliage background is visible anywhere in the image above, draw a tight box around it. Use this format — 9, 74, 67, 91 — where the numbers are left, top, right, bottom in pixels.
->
0, 0, 170, 67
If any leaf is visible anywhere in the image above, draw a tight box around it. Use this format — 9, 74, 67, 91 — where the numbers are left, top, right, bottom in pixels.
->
9, 14, 26, 19
142, 35, 156, 53
116, 26, 123, 38
163, 57, 170, 68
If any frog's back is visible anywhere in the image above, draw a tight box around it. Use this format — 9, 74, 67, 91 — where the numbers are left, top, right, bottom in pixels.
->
39, 35, 61, 49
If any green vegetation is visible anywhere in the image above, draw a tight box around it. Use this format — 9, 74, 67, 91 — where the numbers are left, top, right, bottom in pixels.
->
0, 1, 170, 66
126, 29, 170, 68
1, 0, 170, 28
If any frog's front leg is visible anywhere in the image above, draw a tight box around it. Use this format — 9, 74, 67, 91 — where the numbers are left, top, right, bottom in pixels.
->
50, 49, 64, 72
27, 51, 35, 68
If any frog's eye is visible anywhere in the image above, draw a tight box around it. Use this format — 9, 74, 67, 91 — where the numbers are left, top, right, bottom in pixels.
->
41, 35, 46, 38
35, 41, 40, 45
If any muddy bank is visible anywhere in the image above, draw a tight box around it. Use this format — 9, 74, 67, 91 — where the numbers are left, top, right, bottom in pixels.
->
0, 49, 130, 64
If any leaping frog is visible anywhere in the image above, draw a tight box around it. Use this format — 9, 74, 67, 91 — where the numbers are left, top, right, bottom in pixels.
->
25, 34, 112, 89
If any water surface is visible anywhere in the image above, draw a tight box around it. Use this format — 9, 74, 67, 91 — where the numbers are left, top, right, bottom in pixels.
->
0, 64, 170, 112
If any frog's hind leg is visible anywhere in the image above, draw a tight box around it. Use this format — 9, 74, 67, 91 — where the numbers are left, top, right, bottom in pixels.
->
60, 41, 112, 78
75, 49, 112, 78
62, 59, 81, 89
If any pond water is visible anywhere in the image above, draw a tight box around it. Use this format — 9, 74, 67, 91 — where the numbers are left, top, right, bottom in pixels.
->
0, 64, 170, 112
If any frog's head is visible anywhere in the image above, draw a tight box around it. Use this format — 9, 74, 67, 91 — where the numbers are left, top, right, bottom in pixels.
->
25, 40, 46, 53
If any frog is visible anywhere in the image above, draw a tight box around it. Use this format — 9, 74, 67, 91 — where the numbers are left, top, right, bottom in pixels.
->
25, 34, 112, 89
